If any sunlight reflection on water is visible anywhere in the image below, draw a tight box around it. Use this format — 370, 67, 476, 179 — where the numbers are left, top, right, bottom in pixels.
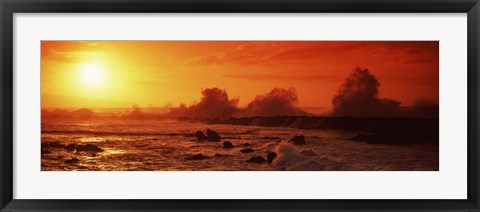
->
79, 137, 104, 142
102, 148, 126, 155
41, 119, 439, 171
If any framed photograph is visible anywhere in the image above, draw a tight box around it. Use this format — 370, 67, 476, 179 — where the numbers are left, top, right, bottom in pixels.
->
1, 0, 479, 211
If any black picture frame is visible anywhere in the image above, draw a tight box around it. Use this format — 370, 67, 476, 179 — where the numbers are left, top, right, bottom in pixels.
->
1, 0, 479, 211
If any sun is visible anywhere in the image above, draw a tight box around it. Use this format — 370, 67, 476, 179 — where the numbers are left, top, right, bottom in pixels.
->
80, 64, 104, 86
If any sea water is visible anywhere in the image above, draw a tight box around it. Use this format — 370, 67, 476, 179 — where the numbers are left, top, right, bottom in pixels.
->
41, 119, 439, 171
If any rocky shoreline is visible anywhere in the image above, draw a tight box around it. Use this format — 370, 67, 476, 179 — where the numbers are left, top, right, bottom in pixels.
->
208, 116, 439, 145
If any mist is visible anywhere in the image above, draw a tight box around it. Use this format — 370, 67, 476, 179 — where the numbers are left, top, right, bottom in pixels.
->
239, 88, 309, 117
169, 88, 239, 119
330, 67, 400, 117
411, 99, 439, 118
331, 67, 438, 118
43, 68, 437, 120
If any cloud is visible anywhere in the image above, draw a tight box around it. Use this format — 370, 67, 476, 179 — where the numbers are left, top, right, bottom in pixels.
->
222, 73, 340, 82
390, 42, 439, 65
185, 41, 439, 67
41, 41, 105, 64
185, 42, 326, 66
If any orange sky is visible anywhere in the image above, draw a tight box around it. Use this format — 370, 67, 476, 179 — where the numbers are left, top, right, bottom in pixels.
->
41, 41, 439, 109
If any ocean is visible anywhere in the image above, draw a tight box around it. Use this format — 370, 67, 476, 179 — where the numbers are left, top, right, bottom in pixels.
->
41, 118, 439, 171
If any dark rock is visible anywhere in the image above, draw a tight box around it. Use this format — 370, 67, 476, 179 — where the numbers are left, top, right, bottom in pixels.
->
223, 136, 242, 140
300, 149, 317, 157
76, 144, 104, 152
64, 158, 79, 164
290, 135, 306, 145
43, 142, 65, 148
185, 154, 206, 160
241, 143, 251, 147
65, 144, 76, 151
262, 136, 280, 140
42, 149, 51, 154
214, 153, 223, 157
209, 116, 439, 145
195, 131, 208, 141
247, 156, 266, 164
351, 133, 409, 144
267, 152, 277, 163
240, 148, 254, 153
223, 141, 234, 148
351, 134, 377, 142
206, 129, 221, 141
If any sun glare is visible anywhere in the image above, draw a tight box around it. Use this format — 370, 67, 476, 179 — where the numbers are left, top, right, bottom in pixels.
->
80, 64, 103, 86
